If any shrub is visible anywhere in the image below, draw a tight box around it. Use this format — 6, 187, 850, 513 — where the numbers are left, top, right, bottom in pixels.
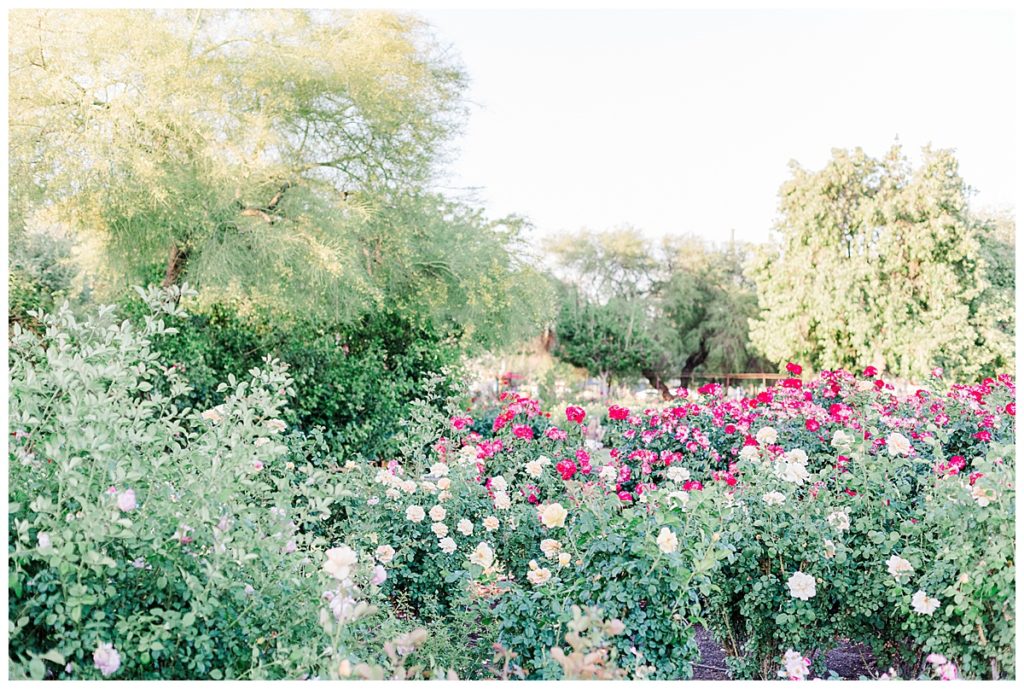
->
118, 295, 463, 462
8, 288, 402, 679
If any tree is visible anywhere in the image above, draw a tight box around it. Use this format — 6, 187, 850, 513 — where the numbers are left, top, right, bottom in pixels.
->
659, 236, 769, 382
548, 228, 766, 399
548, 228, 674, 398
9, 9, 548, 343
748, 145, 1013, 381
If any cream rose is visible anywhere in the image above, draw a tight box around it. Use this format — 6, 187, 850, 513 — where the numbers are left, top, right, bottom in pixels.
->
539, 502, 568, 529
656, 527, 678, 554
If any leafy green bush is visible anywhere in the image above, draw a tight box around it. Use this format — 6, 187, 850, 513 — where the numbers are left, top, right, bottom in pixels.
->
8, 288, 395, 679
118, 295, 462, 462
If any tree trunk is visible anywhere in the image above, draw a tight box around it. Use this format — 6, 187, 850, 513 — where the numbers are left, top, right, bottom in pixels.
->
641, 368, 673, 401
680, 339, 710, 386
162, 242, 189, 287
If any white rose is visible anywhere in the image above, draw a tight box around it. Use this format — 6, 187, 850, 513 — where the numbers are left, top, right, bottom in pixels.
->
886, 555, 913, 579
406, 505, 426, 523
739, 445, 760, 461
93, 643, 121, 677
779, 460, 810, 485
779, 649, 810, 680
200, 406, 225, 424
429, 505, 446, 522
557, 552, 571, 567
762, 491, 786, 506
666, 490, 690, 508
911, 590, 940, 615
323, 546, 358, 581
827, 510, 850, 532
490, 476, 508, 492
525, 460, 544, 478
483, 516, 500, 531
599, 465, 617, 483
265, 418, 287, 434
539, 502, 568, 529
375, 545, 396, 564
401, 480, 417, 494
438, 537, 457, 554
756, 426, 778, 445
431, 522, 449, 538
494, 491, 512, 510
430, 462, 449, 477
526, 560, 552, 586
667, 466, 691, 483
656, 527, 678, 554
787, 571, 817, 600
457, 519, 474, 536
887, 432, 911, 456
784, 448, 808, 466
831, 429, 853, 450
437, 477, 451, 490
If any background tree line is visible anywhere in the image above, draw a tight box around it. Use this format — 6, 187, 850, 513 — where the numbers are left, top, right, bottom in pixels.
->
8, 9, 1016, 459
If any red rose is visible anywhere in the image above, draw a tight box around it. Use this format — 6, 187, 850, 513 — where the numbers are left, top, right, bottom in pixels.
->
805, 419, 820, 432
555, 459, 577, 480
608, 405, 630, 421
565, 405, 586, 424
862, 366, 878, 377
786, 362, 802, 375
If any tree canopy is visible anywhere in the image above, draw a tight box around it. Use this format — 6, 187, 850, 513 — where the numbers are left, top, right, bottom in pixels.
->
549, 227, 766, 397
9, 9, 549, 345
748, 145, 1014, 381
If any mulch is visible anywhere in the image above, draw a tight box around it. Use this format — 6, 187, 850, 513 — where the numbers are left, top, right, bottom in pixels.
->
691, 626, 878, 680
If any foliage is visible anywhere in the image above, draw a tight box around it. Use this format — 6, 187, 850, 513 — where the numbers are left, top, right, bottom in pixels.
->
600, 369, 1015, 679
5, 290, 472, 680
748, 145, 1014, 381
8, 228, 80, 329
659, 236, 770, 377
8, 294, 1015, 680
8, 9, 549, 344
553, 284, 668, 393
549, 228, 765, 396
118, 294, 463, 460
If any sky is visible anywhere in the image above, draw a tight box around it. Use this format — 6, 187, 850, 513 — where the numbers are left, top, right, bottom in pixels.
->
419, 9, 1016, 246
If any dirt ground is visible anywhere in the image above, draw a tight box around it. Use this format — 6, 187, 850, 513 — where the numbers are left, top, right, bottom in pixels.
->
691, 626, 878, 680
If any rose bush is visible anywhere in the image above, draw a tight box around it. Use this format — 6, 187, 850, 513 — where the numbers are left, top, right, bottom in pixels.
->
8, 292, 1014, 680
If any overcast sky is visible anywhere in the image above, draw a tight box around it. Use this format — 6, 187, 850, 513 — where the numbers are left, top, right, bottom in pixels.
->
420, 9, 1016, 245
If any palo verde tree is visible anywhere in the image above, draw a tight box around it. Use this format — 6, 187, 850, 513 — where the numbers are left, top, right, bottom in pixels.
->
748, 145, 1014, 382
9, 8, 547, 340
9, 9, 551, 458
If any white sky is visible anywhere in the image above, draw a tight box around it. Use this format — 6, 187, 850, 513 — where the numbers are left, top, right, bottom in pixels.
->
420, 9, 1016, 245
